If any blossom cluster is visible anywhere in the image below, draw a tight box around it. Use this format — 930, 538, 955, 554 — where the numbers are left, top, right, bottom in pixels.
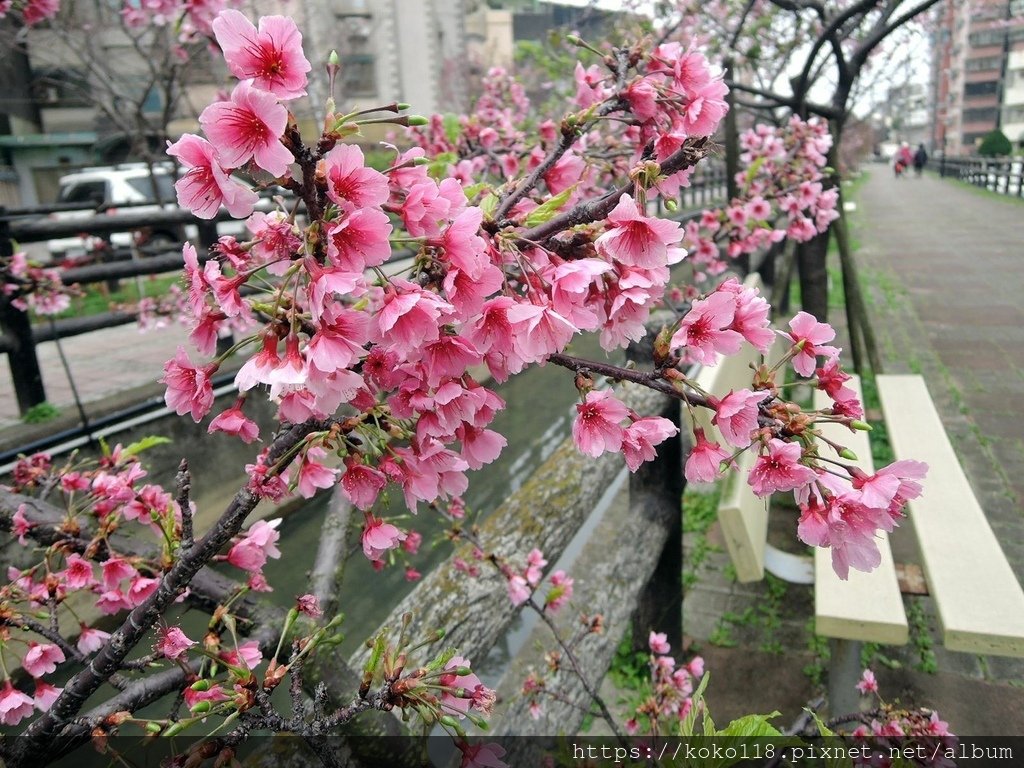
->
157, 9, 739, 577
1, 252, 77, 316
624, 632, 705, 735
681, 117, 840, 280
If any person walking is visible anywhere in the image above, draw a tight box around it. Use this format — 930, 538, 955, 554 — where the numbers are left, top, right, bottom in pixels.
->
913, 143, 928, 177
894, 142, 913, 178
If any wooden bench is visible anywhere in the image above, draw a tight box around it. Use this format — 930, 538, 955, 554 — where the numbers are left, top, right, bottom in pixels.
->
689, 324, 1024, 713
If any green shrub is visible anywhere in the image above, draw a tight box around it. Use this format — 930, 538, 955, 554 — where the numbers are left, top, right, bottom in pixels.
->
23, 402, 60, 424
978, 129, 1012, 157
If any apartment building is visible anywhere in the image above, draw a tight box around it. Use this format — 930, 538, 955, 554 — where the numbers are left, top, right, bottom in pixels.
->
931, 0, 1024, 155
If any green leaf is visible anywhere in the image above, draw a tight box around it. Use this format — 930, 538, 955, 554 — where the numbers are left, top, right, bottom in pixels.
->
745, 155, 766, 184
479, 193, 499, 219
121, 435, 172, 458
524, 184, 576, 227
442, 114, 461, 145
718, 713, 782, 737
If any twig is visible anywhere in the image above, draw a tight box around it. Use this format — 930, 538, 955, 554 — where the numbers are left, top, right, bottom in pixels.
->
175, 459, 193, 551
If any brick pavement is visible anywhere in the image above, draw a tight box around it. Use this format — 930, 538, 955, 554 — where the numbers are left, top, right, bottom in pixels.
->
0, 322, 189, 430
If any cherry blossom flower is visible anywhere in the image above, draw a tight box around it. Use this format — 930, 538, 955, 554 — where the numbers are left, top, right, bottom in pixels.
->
595, 194, 683, 269
457, 740, 508, 768
684, 428, 732, 483
856, 668, 878, 695
22, 643, 65, 678
671, 290, 743, 365
208, 401, 260, 443
199, 81, 293, 176
782, 312, 840, 377
161, 346, 217, 422
296, 594, 323, 618
712, 389, 770, 448
227, 518, 282, 573
322, 144, 389, 211
32, 681, 61, 712
76, 626, 111, 656
572, 389, 629, 458
544, 570, 573, 613
156, 626, 196, 660
0, 681, 35, 726
340, 457, 387, 511
212, 10, 310, 100
747, 439, 817, 496
649, 631, 671, 655
361, 514, 406, 561
621, 416, 678, 472
166, 134, 258, 219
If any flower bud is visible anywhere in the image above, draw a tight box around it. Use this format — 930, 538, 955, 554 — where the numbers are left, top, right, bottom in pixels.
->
328, 50, 340, 67
838, 448, 858, 461
190, 679, 212, 692
145, 722, 163, 735
189, 700, 212, 715
849, 420, 872, 431
162, 721, 188, 738
407, 115, 429, 126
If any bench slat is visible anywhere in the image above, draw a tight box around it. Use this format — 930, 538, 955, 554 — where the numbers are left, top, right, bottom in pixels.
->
717, 449, 768, 582
877, 374, 1024, 656
813, 377, 909, 644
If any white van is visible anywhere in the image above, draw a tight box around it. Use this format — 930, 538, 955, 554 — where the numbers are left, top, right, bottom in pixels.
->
46, 164, 194, 262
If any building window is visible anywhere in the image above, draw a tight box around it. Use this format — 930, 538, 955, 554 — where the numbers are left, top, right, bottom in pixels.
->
962, 107, 999, 123
963, 80, 999, 97
965, 56, 1001, 72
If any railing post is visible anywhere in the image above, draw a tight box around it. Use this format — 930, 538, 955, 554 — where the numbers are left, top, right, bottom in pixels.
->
629, 405, 684, 654
0, 213, 47, 414
627, 324, 684, 653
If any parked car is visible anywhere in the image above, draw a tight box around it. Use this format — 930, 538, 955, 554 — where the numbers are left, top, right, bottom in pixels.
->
46, 164, 192, 262
45, 164, 272, 263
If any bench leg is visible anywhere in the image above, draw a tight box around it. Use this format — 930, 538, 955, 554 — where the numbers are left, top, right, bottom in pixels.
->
828, 638, 862, 720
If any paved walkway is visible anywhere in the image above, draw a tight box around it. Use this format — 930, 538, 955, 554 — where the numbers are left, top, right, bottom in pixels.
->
0, 322, 189, 431
854, 169, 1024, 582
680, 169, 1024, 730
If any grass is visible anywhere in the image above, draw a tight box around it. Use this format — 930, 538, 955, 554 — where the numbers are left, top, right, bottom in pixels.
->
22, 402, 61, 424
929, 168, 1024, 207
34, 273, 181, 321
682, 488, 722, 594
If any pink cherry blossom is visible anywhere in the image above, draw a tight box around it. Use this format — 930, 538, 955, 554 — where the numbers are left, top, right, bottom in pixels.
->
544, 570, 573, 613
77, 626, 111, 656
684, 428, 732, 483
199, 81, 293, 176
595, 194, 683, 269
155, 626, 196, 660
161, 346, 217, 422
783, 312, 840, 377
340, 458, 387, 511
0, 681, 35, 726
712, 389, 770, 448
32, 680, 61, 712
166, 134, 258, 219
671, 290, 743, 365
322, 144, 389, 211
572, 389, 629, 458
507, 574, 530, 606
856, 668, 878, 695
212, 10, 310, 100
296, 594, 323, 618
747, 439, 817, 496
227, 518, 282, 572
649, 631, 671, 655
296, 447, 338, 499
23, 642, 65, 678
361, 514, 406, 561
457, 740, 508, 768
208, 401, 260, 443
621, 416, 679, 472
